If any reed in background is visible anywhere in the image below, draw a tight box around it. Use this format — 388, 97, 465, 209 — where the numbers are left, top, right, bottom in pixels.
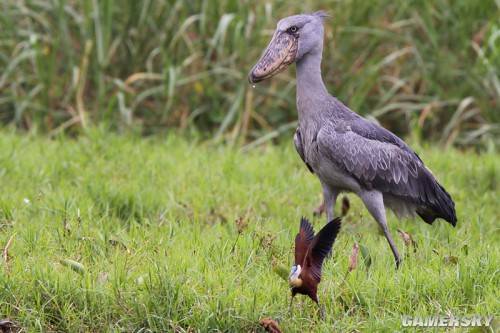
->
0, 0, 498, 148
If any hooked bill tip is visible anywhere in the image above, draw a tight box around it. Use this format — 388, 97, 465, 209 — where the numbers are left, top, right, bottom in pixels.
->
248, 73, 255, 84
248, 71, 264, 84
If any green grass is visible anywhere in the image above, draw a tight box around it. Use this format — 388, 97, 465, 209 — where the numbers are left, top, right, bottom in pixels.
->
0, 0, 498, 147
0, 129, 498, 332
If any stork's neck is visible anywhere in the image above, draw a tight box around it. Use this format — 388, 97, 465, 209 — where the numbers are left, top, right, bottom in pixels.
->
296, 48, 328, 121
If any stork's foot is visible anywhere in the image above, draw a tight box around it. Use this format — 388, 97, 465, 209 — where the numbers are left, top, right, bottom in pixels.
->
313, 200, 325, 217
389, 237, 403, 269
395, 255, 403, 269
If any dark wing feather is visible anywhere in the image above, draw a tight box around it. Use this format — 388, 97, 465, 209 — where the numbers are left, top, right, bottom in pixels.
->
332, 97, 421, 159
317, 125, 420, 189
316, 123, 456, 224
350, 115, 421, 159
295, 217, 315, 266
294, 127, 314, 173
306, 217, 342, 282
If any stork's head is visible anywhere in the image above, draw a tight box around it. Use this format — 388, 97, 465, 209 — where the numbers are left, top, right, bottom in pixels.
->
288, 264, 303, 288
248, 11, 328, 84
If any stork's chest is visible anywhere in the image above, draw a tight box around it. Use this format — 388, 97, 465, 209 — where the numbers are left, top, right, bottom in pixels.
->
297, 121, 361, 191
297, 122, 324, 169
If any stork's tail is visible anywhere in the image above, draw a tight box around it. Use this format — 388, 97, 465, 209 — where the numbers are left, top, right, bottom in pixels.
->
416, 172, 457, 226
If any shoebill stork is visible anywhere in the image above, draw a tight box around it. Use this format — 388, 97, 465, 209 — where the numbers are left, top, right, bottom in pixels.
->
248, 12, 457, 268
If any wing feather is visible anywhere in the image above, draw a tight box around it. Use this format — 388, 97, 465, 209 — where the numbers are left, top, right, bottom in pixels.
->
317, 125, 423, 196
294, 217, 315, 266
316, 122, 456, 224
306, 217, 342, 282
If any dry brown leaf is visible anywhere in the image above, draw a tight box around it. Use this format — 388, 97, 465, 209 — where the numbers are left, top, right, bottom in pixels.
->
348, 242, 360, 272
472, 24, 488, 45
444, 255, 459, 265
259, 318, 282, 333
397, 229, 417, 252
259, 233, 276, 249
397, 229, 412, 246
235, 216, 248, 234
2, 234, 15, 265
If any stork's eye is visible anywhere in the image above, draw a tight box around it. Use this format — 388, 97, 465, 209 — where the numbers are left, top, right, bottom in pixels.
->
287, 26, 299, 34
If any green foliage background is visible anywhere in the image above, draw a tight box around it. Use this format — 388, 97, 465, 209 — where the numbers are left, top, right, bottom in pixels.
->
0, 0, 499, 147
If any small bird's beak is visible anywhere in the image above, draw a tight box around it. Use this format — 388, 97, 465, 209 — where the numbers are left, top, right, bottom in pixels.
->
248, 31, 298, 84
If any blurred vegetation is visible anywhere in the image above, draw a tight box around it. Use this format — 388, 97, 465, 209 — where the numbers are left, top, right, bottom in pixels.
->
0, 0, 498, 148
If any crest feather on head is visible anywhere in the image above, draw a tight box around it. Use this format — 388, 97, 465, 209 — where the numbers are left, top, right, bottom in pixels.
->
312, 10, 331, 20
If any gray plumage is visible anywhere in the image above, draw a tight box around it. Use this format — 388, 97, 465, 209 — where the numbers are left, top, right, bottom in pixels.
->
249, 12, 457, 267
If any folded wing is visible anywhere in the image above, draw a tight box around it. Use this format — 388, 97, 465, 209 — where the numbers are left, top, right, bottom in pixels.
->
316, 125, 456, 224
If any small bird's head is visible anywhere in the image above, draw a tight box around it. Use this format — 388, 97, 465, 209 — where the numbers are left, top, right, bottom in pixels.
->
288, 264, 303, 288
248, 11, 328, 83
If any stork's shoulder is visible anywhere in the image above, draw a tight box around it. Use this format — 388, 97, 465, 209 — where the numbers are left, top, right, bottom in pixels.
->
351, 116, 410, 150
326, 95, 419, 157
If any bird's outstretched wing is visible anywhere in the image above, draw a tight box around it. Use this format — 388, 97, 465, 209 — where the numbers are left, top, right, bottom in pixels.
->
295, 217, 315, 266
306, 217, 342, 282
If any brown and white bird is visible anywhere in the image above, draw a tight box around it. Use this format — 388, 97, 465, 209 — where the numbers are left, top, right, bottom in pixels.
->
289, 217, 341, 316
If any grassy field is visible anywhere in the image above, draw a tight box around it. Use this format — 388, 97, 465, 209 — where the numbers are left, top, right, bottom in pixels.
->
0, 129, 498, 332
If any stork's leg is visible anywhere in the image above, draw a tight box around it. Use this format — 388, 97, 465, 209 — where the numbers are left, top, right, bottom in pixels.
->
322, 185, 339, 222
359, 190, 402, 268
